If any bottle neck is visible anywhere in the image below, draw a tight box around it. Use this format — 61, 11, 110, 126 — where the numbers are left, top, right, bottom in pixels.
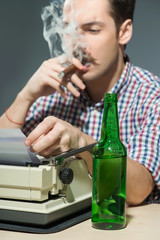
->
101, 94, 119, 140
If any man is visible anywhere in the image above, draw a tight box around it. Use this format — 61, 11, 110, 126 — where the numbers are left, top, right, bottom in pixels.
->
0, 0, 159, 205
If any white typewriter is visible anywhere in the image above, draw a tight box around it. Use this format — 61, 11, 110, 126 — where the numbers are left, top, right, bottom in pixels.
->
0, 129, 94, 226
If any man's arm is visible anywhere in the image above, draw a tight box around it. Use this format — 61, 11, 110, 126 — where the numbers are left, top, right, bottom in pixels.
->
0, 58, 86, 129
126, 158, 155, 205
0, 91, 34, 129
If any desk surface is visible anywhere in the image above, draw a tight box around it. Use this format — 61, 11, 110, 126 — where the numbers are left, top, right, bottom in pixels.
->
0, 204, 159, 240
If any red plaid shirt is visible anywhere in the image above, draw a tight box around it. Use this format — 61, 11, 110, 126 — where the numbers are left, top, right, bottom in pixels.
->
23, 57, 160, 203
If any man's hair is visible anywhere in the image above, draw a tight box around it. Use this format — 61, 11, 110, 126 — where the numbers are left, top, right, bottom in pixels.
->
108, 0, 136, 32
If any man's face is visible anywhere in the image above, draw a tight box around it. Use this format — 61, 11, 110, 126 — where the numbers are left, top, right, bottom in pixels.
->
63, 0, 120, 83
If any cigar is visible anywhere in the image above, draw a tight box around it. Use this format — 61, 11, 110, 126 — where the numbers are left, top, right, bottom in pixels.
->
58, 64, 76, 79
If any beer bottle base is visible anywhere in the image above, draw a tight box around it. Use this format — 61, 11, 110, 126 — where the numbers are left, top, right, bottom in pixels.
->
92, 221, 126, 230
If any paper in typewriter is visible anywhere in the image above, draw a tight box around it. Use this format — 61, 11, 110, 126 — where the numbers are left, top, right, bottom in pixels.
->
0, 129, 41, 166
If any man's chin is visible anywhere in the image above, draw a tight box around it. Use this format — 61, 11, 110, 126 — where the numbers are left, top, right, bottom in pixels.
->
81, 72, 99, 83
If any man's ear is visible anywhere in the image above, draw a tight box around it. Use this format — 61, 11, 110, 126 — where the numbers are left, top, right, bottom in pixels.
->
118, 19, 133, 45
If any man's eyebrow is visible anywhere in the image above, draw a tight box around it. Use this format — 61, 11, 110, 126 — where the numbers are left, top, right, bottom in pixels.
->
62, 21, 105, 27
81, 21, 105, 27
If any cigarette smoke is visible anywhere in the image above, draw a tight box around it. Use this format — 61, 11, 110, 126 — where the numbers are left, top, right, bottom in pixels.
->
41, 0, 87, 65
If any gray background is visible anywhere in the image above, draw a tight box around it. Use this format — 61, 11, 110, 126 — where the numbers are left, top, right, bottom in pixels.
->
0, 0, 160, 115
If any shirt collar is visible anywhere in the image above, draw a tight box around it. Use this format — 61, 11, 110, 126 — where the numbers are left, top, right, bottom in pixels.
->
79, 89, 104, 109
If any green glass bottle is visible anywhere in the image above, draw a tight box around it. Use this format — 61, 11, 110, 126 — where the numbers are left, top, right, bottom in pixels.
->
92, 93, 127, 230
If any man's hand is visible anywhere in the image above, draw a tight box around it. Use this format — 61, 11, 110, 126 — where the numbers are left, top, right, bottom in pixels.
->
21, 57, 86, 103
0, 57, 87, 129
25, 116, 89, 157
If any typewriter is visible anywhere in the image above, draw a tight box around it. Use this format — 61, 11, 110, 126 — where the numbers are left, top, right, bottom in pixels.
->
0, 129, 94, 226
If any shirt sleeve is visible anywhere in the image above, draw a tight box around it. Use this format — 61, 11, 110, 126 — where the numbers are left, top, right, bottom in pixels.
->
127, 98, 160, 190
